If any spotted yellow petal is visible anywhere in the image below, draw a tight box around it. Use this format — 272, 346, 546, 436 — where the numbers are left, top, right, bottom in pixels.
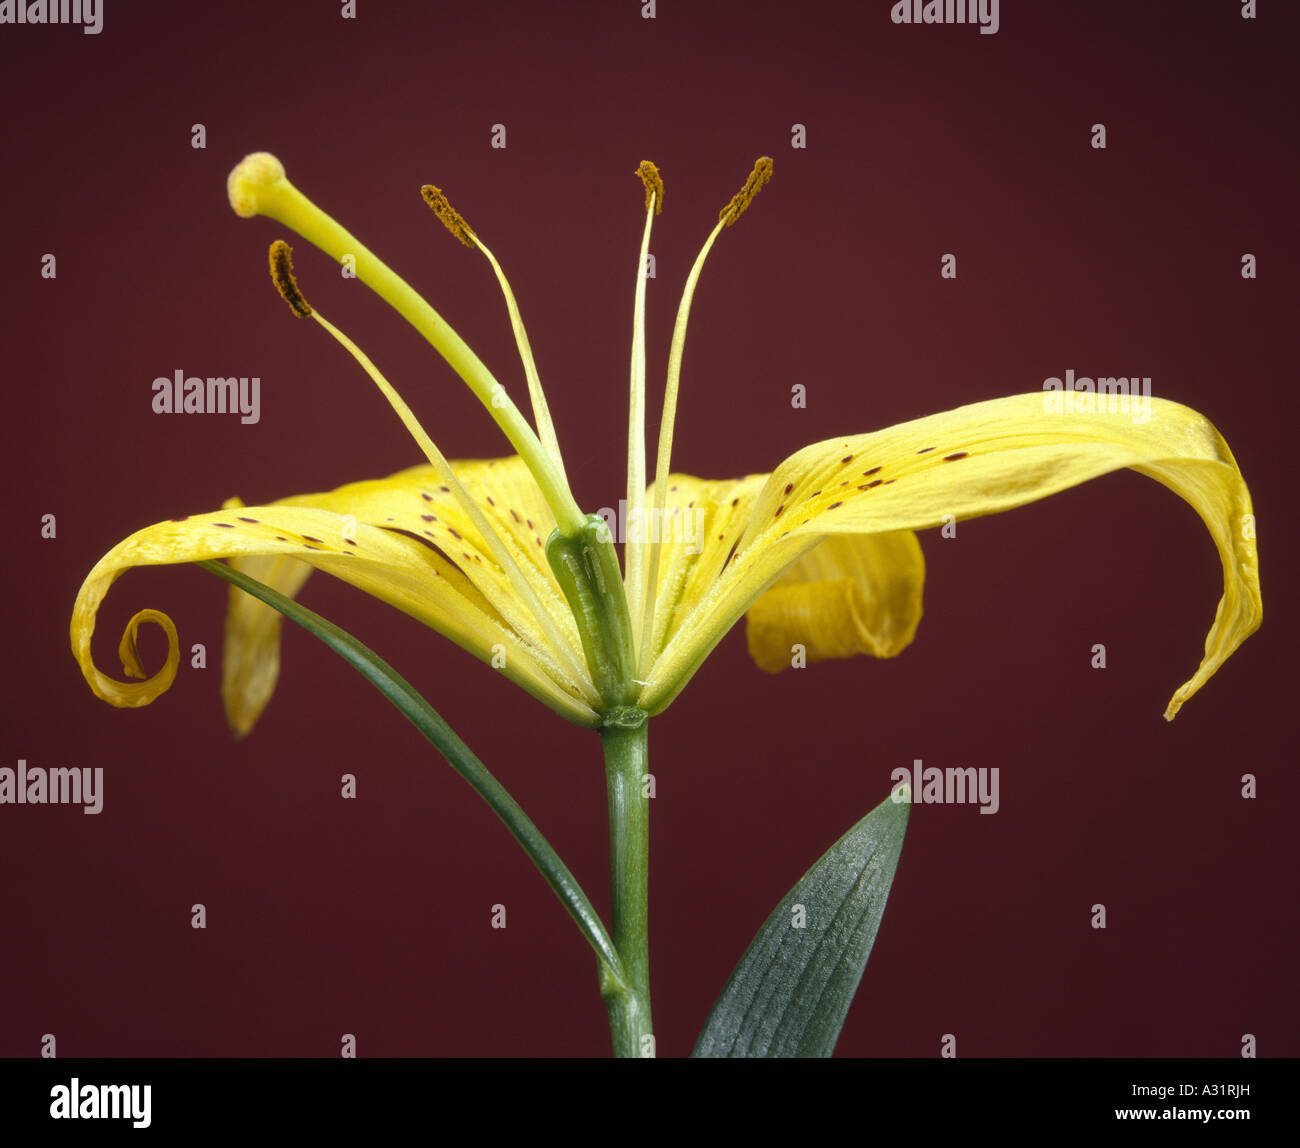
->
744, 532, 925, 673
274, 458, 586, 684
642, 393, 1260, 720
634, 473, 773, 672
72, 465, 601, 729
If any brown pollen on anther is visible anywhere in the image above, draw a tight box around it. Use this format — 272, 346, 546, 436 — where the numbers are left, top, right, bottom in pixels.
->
637, 161, 664, 214
719, 157, 773, 226
269, 241, 312, 318
421, 185, 478, 247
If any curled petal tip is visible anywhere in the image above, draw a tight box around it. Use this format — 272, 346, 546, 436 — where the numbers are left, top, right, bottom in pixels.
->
72, 598, 180, 709
228, 152, 287, 218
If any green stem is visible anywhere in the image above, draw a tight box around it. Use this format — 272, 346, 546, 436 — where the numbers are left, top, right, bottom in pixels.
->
600, 710, 653, 1057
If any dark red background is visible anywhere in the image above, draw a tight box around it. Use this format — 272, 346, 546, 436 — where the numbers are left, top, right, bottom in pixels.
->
3, 0, 1294, 1058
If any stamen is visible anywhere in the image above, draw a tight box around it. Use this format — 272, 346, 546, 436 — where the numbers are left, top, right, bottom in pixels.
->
420, 185, 477, 247
420, 181, 570, 492
718, 156, 773, 226
637, 157, 773, 676
624, 160, 662, 656
637, 161, 664, 214
268, 240, 312, 318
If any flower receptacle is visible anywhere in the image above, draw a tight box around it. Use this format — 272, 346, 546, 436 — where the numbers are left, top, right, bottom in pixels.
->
547, 516, 639, 713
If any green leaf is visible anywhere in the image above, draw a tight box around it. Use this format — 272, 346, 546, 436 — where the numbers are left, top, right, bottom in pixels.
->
196, 559, 628, 993
692, 789, 909, 1057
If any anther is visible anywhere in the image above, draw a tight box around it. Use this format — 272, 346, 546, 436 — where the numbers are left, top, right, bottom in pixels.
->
718, 156, 773, 226
420, 185, 477, 247
268, 240, 312, 318
637, 161, 664, 214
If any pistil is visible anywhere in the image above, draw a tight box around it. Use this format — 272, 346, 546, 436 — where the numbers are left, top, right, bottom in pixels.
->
228, 152, 586, 538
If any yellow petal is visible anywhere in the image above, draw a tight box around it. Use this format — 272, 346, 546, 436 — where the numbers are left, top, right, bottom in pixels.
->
72, 472, 600, 729
90, 607, 179, 706
274, 458, 588, 684
644, 394, 1260, 720
216, 495, 316, 737
216, 459, 598, 733
744, 532, 924, 672
221, 556, 314, 738
634, 472, 773, 669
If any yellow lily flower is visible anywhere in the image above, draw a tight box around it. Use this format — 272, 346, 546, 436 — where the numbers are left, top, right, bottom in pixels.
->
71, 154, 1261, 734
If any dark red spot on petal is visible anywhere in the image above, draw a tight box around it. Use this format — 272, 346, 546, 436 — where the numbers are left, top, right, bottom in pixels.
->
828, 501, 843, 509
510, 509, 521, 523
882, 479, 897, 485
301, 535, 324, 543
421, 514, 436, 522
731, 498, 739, 507
783, 482, 794, 495
448, 528, 462, 540
421, 492, 433, 501
841, 455, 853, 464
237, 516, 259, 523
774, 504, 785, 517
943, 451, 969, 461
213, 523, 234, 528
439, 485, 450, 492
917, 447, 935, 454
487, 496, 495, 506
862, 466, 882, 476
